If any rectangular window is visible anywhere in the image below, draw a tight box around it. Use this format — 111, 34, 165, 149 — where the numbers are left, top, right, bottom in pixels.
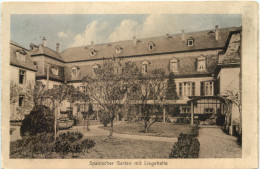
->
19, 70, 26, 84
51, 68, 59, 76
201, 81, 214, 96
182, 107, 191, 114
142, 64, 148, 74
80, 86, 87, 94
187, 40, 194, 46
170, 62, 178, 72
72, 69, 77, 75
19, 95, 25, 107
33, 61, 38, 70
179, 82, 182, 97
16, 52, 26, 62
205, 108, 214, 114
198, 60, 206, 70
192, 82, 195, 96
179, 82, 195, 97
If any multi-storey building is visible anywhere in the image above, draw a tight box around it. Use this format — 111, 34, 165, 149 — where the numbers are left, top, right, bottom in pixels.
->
10, 25, 241, 133
10, 41, 37, 121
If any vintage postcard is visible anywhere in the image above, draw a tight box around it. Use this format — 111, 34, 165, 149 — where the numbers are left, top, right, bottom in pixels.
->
1, 2, 258, 169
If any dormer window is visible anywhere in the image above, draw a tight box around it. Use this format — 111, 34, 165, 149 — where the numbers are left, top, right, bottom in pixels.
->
197, 55, 207, 71
33, 61, 38, 70
187, 38, 194, 47
71, 66, 80, 78
16, 51, 26, 62
51, 67, 59, 76
90, 48, 97, 56
115, 46, 123, 54
148, 41, 155, 50
92, 64, 100, 77
170, 58, 179, 72
142, 60, 150, 74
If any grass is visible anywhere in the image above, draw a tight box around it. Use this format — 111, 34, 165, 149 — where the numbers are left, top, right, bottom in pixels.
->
100, 122, 192, 138
74, 120, 101, 126
10, 136, 173, 159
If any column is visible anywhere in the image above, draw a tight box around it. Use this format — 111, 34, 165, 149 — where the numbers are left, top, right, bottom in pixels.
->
191, 102, 194, 126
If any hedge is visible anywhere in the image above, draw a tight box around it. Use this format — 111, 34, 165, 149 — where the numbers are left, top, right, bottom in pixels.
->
169, 126, 200, 158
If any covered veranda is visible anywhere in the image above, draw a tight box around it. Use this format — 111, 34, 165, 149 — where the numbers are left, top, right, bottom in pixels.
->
187, 96, 226, 125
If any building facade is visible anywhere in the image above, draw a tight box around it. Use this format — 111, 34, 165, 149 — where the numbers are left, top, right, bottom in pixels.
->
10, 25, 242, 132
10, 41, 37, 121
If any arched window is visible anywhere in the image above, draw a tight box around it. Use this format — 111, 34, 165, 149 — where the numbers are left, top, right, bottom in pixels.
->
197, 55, 207, 71
92, 64, 100, 77
170, 58, 179, 72
142, 60, 150, 74
90, 48, 97, 56
148, 41, 155, 50
115, 45, 123, 54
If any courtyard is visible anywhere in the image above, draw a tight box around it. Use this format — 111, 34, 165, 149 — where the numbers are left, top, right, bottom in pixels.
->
10, 121, 241, 158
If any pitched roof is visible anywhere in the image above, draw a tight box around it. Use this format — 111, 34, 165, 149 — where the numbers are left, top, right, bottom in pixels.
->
30, 44, 63, 62
61, 27, 240, 62
10, 41, 37, 71
218, 32, 241, 65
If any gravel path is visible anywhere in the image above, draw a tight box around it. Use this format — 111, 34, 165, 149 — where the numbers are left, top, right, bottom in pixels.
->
66, 123, 177, 143
198, 126, 242, 158
11, 122, 177, 143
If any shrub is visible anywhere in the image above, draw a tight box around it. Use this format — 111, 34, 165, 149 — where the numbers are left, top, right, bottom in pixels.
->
237, 133, 242, 145
70, 143, 84, 157
54, 140, 71, 158
81, 139, 96, 152
169, 133, 200, 158
100, 114, 110, 127
20, 105, 57, 137
57, 131, 83, 142
55, 131, 95, 158
190, 125, 199, 137
10, 132, 55, 158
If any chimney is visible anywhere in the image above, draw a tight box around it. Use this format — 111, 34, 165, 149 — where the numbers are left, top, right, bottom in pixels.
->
182, 30, 185, 41
56, 43, 60, 53
215, 25, 219, 40
42, 37, 47, 47
91, 41, 94, 48
133, 36, 136, 46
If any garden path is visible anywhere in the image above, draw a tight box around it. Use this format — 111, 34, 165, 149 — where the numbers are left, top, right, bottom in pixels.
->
10, 122, 177, 143
68, 123, 178, 143
198, 126, 242, 158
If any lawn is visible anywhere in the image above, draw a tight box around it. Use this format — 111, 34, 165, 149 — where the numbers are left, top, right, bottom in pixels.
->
10, 136, 173, 159
74, 120, 101, 126
100, 122, 192, 138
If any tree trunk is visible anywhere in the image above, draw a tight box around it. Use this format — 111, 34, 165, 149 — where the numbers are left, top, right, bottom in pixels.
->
86, 114, 90, 131
109, 120, 113, 137
163, 107, 166, 123
83, 103, 86, 129
144, 122, 148, 133
96, 111, 99, 121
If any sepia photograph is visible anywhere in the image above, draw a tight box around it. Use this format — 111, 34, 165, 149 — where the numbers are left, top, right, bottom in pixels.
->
1, 2, 258, 169
9, 13, 242, 159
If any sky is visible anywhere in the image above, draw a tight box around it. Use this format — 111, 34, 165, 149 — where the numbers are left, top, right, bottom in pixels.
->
11, 14, 242, 51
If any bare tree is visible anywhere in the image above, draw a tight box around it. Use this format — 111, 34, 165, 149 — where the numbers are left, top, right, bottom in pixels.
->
134, 69, 167, 133
223, 90, 242, 134
82, 58, 138, 137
